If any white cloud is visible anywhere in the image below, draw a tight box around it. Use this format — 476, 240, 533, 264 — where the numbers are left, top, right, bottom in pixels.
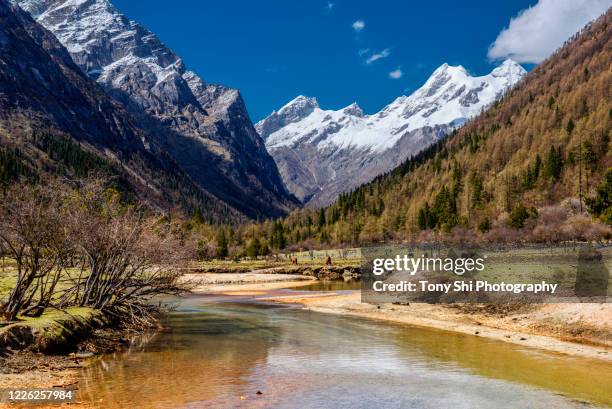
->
366, 48, 391, 64
488, 0, 611, 63
352, 20, 365, 31
389, 68, 403, 79
358, 48, 370, 56
326, 2, 335, 12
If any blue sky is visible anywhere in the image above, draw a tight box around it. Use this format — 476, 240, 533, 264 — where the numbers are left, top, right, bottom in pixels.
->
112, 0, 607, 121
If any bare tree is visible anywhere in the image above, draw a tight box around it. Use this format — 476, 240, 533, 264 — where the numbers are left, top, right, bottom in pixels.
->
0, 178, 193, 324
63, 180, 192, 325
0, 183, 70, 320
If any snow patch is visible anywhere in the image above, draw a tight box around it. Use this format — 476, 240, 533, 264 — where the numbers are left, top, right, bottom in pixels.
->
257, 61, 526, 153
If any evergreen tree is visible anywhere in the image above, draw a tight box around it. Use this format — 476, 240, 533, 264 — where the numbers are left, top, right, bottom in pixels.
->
522, 167, 535, 189
317, 208, 326, 228
477, 217, 491, 233
508, 204, 529, 229
270, 220, 287, 249
544, 146, 563, 180
417, 205, 428, 230
215, 229, 228, 258
192, 207, 204, 224
566, 118, 575, 135
586, 168, 612, 224
246, 237, 261, 259
0, 148, 32, 185
534, 154, 542, 179
508, 204, 537, 229
429, 186, 458, 230
470, 173, 484, 207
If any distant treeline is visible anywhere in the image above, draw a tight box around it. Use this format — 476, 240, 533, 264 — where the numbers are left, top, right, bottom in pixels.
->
184, 11, 612, 257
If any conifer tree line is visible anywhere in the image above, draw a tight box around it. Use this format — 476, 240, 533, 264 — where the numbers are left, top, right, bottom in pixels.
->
0, 12, 610, 263
187, 12, 611, 257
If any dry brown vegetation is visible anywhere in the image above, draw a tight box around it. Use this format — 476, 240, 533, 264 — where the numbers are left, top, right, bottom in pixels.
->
0, 179, 192, 324
191, 10, 611, 254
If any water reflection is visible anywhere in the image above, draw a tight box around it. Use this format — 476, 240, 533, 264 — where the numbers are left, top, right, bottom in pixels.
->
292, 279, 361, 292
78, 296, 612, 408
79, 305, 278, 408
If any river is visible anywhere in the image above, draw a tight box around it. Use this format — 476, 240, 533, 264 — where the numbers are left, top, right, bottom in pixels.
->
76, 289, 612, 408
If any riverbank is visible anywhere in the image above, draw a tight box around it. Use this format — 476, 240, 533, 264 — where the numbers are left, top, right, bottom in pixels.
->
1, 268, 609, 406
191, 273, 612, 361
268, 292, 612, 361
183, 272, 317, 293
0, 308, 136, 399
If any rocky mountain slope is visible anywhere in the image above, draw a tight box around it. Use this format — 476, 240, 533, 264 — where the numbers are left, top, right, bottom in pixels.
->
257, 60, 526, 206
15, 0, 298, 219
0, 0, 243, 222
276, 8, 611, 245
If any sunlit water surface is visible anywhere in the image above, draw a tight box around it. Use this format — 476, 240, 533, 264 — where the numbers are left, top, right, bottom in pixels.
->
77, 292, 612, 408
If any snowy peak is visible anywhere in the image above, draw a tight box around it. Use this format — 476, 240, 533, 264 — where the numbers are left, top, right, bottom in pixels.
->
258, 60, 526, 153
16, 0, 298, 218
17, 0, 179, 73
411, 59, 525, 104
491, 59, 527, 78
342, 102, 364, 117
256, 95, 320, 140
418, 63, 470, 97
278, 95, 319, 119
15, 0, 192, 109
430, 62, 468, 77
258, 60, 526, 206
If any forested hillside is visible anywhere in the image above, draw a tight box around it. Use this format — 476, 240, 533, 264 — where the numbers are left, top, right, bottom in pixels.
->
0, 1, 242, 223
16, 0, 298, 220
193, 9, 611, 257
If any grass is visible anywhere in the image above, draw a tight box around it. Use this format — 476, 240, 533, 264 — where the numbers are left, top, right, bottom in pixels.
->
191, 247, 363, 272
16, 307, 97, 328
0, 276, 13, 299
0, 259, 90, 302
0, 307, 102, 353
191, 256, 361, 272
0, 260, 17, 300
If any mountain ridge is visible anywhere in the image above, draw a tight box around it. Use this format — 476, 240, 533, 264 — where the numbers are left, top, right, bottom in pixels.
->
15, 0, 299, 219
256, 60, 526, 206
0, 0, 243, 222
274, 8, 611, 246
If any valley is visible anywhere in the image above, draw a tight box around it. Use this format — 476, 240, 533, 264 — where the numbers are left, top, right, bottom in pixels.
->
257, 60, 526, 206
0, 1, 610, 408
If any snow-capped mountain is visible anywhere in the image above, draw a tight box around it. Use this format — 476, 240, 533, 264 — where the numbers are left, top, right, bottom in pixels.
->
256, 60, 526, 206
0, 0, 246, 221
15, 0, 298, 218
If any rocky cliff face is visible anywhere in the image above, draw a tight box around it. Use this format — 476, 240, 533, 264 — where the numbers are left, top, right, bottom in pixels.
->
15, 0, 298, 219
0, 0, 242, 222
257, 61, 526, 207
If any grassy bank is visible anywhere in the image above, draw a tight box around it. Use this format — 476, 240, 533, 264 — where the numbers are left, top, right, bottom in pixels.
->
0, 308, 106, 354
0, 307, 133, 395
187, 249, 361, 273
0, 259, 16, 298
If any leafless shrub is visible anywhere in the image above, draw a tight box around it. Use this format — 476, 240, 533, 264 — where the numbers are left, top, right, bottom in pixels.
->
561, 215, 611, 242
531, 205, 570, 242
0, 178, 193, 324
62, 180, 192, 317
482, 226, 523, 244
560, 197, 585, 215
481, 213, 523, 243
0, 182, 71, 320
446, 227, 478, 245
